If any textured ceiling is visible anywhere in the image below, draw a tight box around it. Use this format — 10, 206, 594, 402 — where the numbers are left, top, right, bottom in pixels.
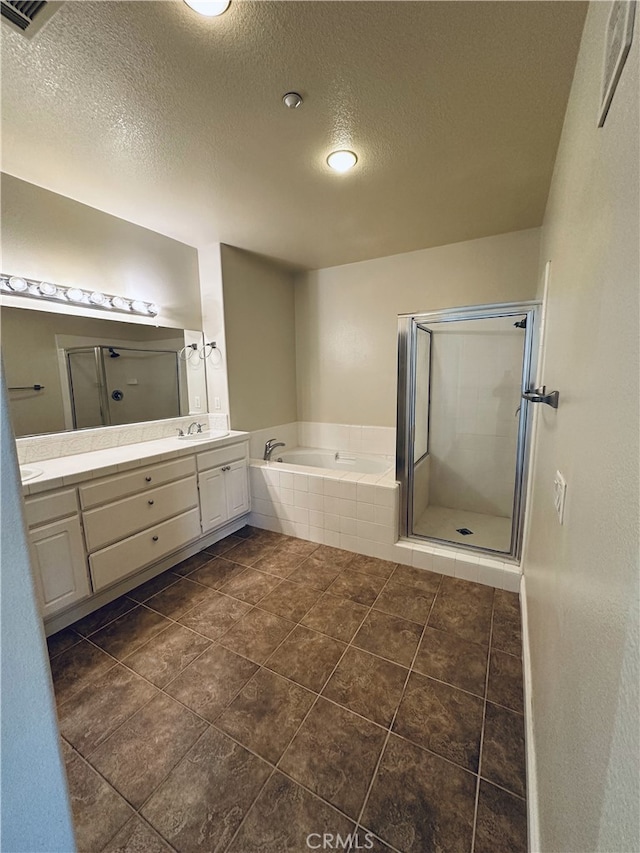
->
0, 1, 586, 269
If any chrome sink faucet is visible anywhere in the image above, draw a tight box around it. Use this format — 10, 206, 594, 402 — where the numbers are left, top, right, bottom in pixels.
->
187, 421, 206, 435
264, 438, 285, 461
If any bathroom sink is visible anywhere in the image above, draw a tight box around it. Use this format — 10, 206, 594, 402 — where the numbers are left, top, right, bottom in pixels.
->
177, 430, 229, 441
20, 466, 43, 482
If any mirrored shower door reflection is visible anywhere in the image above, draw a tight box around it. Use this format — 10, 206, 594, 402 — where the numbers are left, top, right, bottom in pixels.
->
66, 346, 183, 429
397, 302, 538, 558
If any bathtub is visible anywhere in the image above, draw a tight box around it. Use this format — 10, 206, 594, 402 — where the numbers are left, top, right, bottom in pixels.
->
275, 447, 391, 475
249, 446, 399, 552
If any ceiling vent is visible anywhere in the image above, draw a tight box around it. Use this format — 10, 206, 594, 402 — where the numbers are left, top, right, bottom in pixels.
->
1, 0, 62, 38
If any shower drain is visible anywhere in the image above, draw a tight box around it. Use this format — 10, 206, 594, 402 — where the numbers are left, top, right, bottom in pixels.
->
456, 528, 474, 535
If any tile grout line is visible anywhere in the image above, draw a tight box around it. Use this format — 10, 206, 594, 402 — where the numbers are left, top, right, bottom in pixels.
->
54, 534, 518, 853
52, 531, 296, 849
470, 589, 496, 853
63, 527, 290, 644
478, 775, 527, 803
59, 550, 443, 762
218, 556, 395, 853
352, 573, 444, 843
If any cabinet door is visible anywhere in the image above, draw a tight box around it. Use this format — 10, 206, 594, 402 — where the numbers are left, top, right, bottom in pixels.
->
225, 461, 250, 520
29, 516, 90, 618
198, 467, 229, 533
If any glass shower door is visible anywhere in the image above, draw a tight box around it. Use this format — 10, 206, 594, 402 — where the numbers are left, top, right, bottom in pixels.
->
398, 302, 537, 558
66, 346, 182, 429
66, 348, 104, 429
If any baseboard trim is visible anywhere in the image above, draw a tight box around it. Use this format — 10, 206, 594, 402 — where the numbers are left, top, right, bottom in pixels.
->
520, 574, 541, 852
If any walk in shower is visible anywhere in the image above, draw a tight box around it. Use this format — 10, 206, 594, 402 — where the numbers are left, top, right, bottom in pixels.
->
397, 302, 538, 559
66, 346, 185, 429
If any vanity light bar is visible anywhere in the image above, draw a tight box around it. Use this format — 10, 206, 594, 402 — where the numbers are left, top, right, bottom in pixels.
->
0, 274, 160, 317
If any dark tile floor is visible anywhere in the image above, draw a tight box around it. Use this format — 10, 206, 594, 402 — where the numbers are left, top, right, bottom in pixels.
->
48, 527, 527, 853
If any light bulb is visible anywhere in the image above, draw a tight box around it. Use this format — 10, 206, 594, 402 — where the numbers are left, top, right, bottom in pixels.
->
112, 296, 130, 311
39, 282, 57, 297
327, 150, 358, 173
8, 276, 28, 292
148, 304, 160, 316
183, 0, 230, 16
131, 300, 149, 314
67, 288, 86, 303
90, 291, 106, 305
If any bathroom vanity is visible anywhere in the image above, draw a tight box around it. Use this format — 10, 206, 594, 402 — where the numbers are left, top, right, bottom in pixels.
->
21, 431, 250, 635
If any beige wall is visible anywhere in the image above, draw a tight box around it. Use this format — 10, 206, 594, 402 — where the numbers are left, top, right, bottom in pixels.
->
1, 174, 201, 330
524, 4, 639, 851
221, 245, 297, 432
295, 228, 540, 427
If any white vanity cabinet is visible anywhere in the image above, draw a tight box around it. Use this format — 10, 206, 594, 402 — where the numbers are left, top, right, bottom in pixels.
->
21, 433, 251, 630
24, 490, 91, 618
80, 457, 200, 592
197, 443, 250, 533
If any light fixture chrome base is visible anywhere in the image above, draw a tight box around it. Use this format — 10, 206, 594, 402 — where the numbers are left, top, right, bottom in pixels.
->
0, 273, 159, 317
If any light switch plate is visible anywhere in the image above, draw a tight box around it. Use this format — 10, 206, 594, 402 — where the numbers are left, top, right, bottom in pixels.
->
554, 470, 567, 524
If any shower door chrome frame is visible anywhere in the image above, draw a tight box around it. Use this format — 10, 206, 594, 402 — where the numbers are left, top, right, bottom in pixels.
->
396, 300, 540, 561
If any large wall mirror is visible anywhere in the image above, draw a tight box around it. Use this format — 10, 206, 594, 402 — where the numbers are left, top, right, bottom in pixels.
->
2, 306, 208, 437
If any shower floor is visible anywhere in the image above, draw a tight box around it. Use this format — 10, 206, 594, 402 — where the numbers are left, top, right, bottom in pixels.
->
414, 505, 512, 553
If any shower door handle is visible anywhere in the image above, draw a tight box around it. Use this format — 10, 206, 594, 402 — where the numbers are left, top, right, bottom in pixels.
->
522, 386, 559, 408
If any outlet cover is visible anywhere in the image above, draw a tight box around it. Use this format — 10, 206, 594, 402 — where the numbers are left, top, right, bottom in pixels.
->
554, 471, 567, 524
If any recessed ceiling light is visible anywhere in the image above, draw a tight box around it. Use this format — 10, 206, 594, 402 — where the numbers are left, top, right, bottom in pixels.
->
183, 0, 230, 16
327, 150, 358, 173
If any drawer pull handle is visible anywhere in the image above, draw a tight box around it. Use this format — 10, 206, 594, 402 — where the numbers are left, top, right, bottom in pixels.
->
145, 476, 152, 483
148, 500, 155, 506
222, 465, 230, 472
152, 535, 159, 542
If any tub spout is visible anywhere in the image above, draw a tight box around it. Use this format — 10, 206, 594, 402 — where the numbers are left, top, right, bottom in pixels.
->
264, 439, 286, 461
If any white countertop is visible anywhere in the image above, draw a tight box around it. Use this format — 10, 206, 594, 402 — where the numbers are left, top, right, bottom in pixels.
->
21, 430, 249, 496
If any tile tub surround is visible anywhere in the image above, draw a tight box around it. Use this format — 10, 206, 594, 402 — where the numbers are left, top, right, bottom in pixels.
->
248, 421, 396, 460
249, 459, 398, 546
248, 461, 521, 593
16, 413, 230, 464
50, 527, 527, 853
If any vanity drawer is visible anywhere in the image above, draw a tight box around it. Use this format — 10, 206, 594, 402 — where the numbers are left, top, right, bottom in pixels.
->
24, 489, 78, 528
89, 507, 201, 592
83, 476, 198, 552
197, 441, 248, 473
80, 457, 195, 509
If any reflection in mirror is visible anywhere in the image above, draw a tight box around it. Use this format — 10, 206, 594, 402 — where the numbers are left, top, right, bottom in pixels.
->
2, 306, 208, 437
